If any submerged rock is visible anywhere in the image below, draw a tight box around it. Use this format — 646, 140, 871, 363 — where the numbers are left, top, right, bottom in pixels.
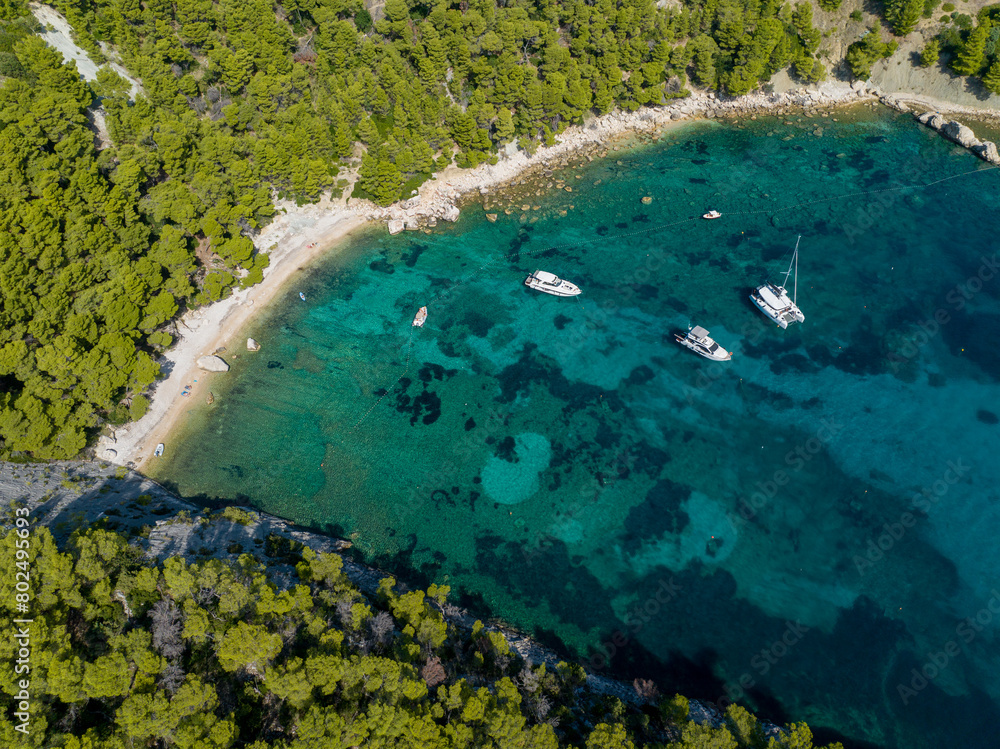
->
641, 196, 653, 204
486, 213, 498, 222
196, 355, 229, 372
206, 392, 215, 405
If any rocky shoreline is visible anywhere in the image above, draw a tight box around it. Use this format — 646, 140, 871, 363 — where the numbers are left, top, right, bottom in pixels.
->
0, 459, 770, 734
351, 82, 1000, 236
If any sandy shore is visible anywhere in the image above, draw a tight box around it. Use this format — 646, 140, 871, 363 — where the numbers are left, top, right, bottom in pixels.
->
102, 200, 367, 469
103, 72, 1000, 469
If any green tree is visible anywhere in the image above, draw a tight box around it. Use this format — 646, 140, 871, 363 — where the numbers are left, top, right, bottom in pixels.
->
885, 0, 925, 35
920, 38, 942, 67
953, 21, 991, 76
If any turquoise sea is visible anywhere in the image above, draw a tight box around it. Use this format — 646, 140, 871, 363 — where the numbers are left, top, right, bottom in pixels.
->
154, 106, 1000, 748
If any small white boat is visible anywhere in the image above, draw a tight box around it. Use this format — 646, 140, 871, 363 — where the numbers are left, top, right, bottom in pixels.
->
750, 236, 805, 329
525, 270, 581, 297
299, 292, 306, 301
153, 443, 164, 457
702, 210, 722, 220
413, 306, 428, 327
675, 326, 733, 361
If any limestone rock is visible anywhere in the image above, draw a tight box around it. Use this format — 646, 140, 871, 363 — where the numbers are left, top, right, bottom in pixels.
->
641, 196, 653, 205
486, 213, 498, 222
972, 141, 1000, 164
387, 219, 405, 235
196, 355, 230, 372
917, 111, 937, 125
404, 218, 420, 231
103, 448, 117, 459
442, 204, 460, 222
941, 120, 981, 148
923, 114, 946, 131
206, 392, 215, 405
247, 337, 260, 352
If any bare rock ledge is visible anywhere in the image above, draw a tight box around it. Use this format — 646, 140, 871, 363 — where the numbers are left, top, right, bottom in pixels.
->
196, 355, 230, 372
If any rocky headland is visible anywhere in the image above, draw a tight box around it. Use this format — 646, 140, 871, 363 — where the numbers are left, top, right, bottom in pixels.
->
0, 459, 762, 733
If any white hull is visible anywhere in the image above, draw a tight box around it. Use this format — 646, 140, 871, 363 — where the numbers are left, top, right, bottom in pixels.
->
752, 237, 805, 329
750, 285, 804, 329
674, 327, 732, 361
525, 271, 581, 297
413, 306, 427, 327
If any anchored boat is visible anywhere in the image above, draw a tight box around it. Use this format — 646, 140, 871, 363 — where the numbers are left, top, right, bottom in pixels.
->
675, 326, 733, 361
299, 291, 306, 302
702, 210, 722, 220
524, 270, 582, 297
750, 236, 805, 329
413, 306, 428, 327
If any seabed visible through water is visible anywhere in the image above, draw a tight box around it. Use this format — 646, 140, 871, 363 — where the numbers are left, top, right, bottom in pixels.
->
155, 106, 1000, 748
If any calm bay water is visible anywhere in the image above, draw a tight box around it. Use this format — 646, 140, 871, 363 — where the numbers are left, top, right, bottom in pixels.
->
154, 107, 1000, 748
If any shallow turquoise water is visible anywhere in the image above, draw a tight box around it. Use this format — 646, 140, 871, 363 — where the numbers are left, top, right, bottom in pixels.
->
156, 107, 1000, 748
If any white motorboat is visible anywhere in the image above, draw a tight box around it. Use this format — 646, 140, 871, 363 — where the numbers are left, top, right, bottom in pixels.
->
153, 443, 164, 457
525, 270, 581, 297
675, 326, 732, 361
702, 210, 722, 220
413, 306, 427, 327
750, 236, 805, 329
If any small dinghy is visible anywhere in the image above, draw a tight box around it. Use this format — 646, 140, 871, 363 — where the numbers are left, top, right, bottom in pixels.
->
525, 270, 582, 297
153, 443, 164, 457
299, 292, 306, 301
702, 210, 722, 220
413, 306, 428, 327
674, 325, 732, 361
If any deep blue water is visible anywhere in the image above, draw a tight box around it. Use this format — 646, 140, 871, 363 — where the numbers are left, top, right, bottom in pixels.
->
154, 107, 1000, 748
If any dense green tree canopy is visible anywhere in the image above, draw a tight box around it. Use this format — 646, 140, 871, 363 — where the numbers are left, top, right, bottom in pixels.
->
0, 524, 846, 749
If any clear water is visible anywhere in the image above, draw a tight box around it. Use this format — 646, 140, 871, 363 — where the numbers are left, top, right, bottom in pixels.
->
154, 107, 1000, 748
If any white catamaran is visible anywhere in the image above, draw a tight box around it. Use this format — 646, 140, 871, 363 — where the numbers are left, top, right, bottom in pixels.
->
750, 236, 805, 329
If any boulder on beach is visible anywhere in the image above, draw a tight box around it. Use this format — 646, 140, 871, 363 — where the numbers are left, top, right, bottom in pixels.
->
196, 355, 230, 372
940, 120, 980, 148
387, 219, 405, 235
247, 337, 261, 352
442, 204, 460, 222
103, 448, 117, 459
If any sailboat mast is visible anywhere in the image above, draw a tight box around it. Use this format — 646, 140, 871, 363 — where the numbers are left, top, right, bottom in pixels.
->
793, 235, 799, 304
781, 235, 800, 290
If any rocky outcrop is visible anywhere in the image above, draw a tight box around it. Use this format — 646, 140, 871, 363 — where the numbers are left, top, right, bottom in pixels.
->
196, 355, 229, 372
387, 219, 405, 235
246, 337, 260, 352
940, 120, 981, 148
972, 141, 1000, 164
916, 111, 1000, 164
